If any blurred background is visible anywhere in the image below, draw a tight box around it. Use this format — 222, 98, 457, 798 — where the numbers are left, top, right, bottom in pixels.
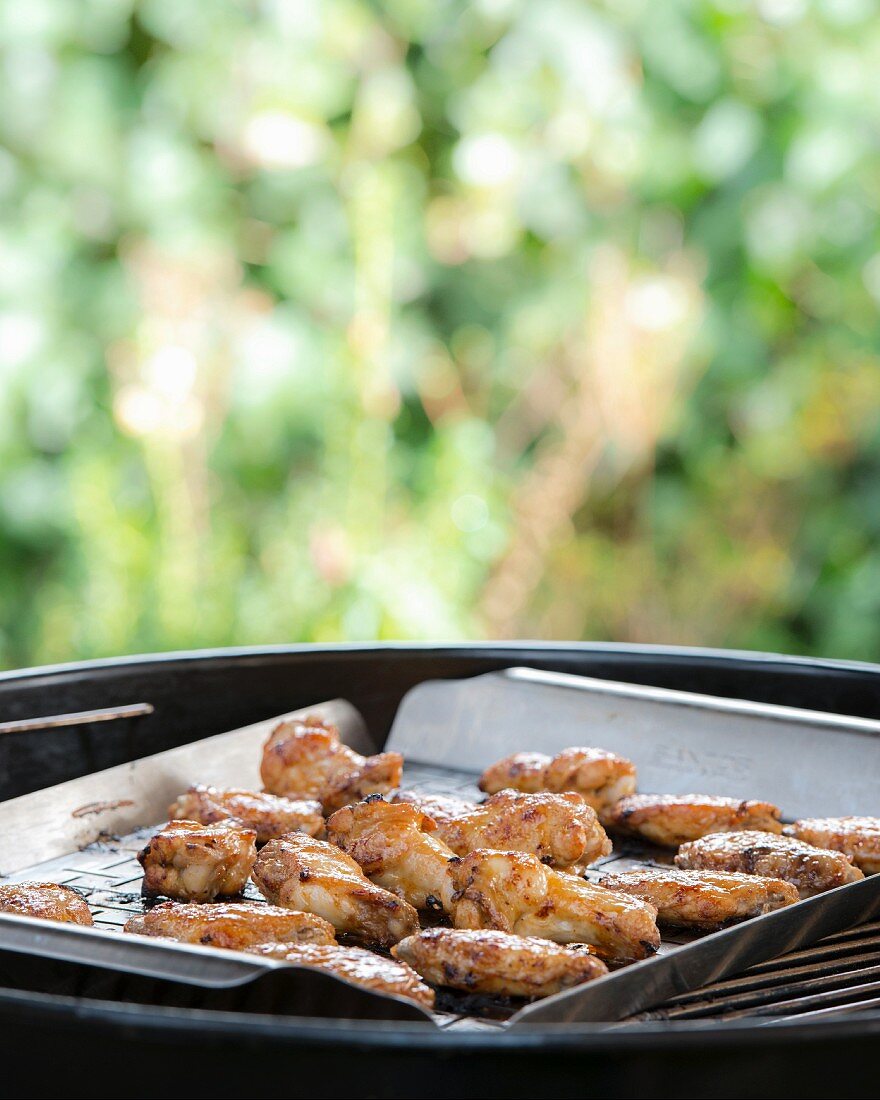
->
1, 0, 880, 671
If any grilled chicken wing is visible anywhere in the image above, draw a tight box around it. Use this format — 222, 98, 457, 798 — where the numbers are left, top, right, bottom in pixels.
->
479, 751, 551, 795
246, 942, 434, 1009
169, 785, 324, 844
252, 832, 419, 946
398, 790, 611, 869
478, 747, 637, 816
326, 797, 457, 912
261, 715, 403, 813
784, 817, 880, 875
605, 793, 782, 847
448, 849, 660, 964
123, 901, 336, 949
675, 831, 864, 897
598, 868, 798, 929
393, 928, 608, 1000
0, 881, 93, 926
137, 819, 257, 902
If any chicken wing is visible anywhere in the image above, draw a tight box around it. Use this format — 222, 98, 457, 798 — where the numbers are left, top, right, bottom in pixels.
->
675, 831, 864, 897
784, 817, 880, 875
246, 942, 434, 1009
479, 752, 551, 795
326, 796, 457, 912
478, 747, 637, 816
169, 785, 324, 844
252, 832, 419, 946
598, 867, 798, 929
392, 928, 608, 1000
137, 819, 257, 902
448, 849, 660, 964
605, 793, 782, 847
261, 715, 402, 813
123, 900, 336, 949
398, 790, 611, 869
0, 881, 93, 926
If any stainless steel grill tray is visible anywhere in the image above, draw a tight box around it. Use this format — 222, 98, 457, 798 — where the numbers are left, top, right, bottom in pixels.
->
1, 681, 879, 1028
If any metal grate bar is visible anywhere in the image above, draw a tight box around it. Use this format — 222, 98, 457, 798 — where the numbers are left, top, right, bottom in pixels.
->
715, 981, 880, 1021
744, 925, 880, 970
761, 994, 880, 1023
656, 964, 880, 1020
663, 949, 880, 1005
0, 703, 154, 736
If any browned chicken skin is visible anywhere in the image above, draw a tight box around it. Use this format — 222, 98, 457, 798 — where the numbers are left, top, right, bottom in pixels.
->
252, 832, 419, 946
393, 928, 608, 999
123, 901, 336, 949
479, 747, 637, 816
169, 785, 324, 844
397, 790, 611, 869
605, 793, 782, 847
246, 941, 434, 1009
0, 881, 93, 926
598, 867, 798, 928
326, 797, 457, 911
479, 752, 558, 795
675, 831, 865, 897
784, 817, 880, 875
137, 819, 257, 902
260, 715, 402, 813
448, 849, 660, 964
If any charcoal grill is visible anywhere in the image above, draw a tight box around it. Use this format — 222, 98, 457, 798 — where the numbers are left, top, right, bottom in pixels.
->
2, 642, 880, 1098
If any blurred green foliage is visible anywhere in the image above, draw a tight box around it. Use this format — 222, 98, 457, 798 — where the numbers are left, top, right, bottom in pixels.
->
2, 0, 880, 670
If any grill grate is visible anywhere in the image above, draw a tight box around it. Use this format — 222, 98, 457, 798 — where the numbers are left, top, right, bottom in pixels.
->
4, 761, 879, 1025
633, 920, 880, 1023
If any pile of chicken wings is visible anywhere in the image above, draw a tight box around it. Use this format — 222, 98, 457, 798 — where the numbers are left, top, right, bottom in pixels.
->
4, 712, 877, 1013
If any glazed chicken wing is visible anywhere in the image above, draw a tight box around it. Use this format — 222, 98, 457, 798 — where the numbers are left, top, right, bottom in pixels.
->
448, 849, 660, 964
479, 752, 551, 795
261, 715, 402, 813
246, 942, 434, 1009
137, 819, 256, 902
598, 868, 798, 929
123, 900, 336, 949
675, 831, 864, 897
0, 881, 93, 926
169, 785, 324, 844
398, 790, 611, 869
252, 832, 419, 946
605, 793, 782, 847
479, 747, 637, 816
784, 817, 880, 875
326, 796, 457, 912
393, 928, 608, 1000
